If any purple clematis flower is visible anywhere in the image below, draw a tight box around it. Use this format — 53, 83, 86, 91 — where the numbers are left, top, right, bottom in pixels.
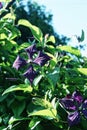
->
13, 55, 27, 70
0, 2, 3, 9
33, 51, 51, 66
67, 111, 80, 126
23, 65, 37, 84
25, 44, 37, 59
60, 91, 87, 126
12, 45, 52, 84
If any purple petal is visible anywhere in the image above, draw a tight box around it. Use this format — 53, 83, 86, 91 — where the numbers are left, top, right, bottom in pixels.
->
12, 55, 27, 70
23, 65, 37, 84
82, 100, 87, 118
82, 109, 87, 118
60, 98, 76, 110
72, 91, 83, 103
0, 2, 3, 9
33, 51, 51, 66
68, 111, 80, 126
82, 100, 87, 108
25, 44, 37, 59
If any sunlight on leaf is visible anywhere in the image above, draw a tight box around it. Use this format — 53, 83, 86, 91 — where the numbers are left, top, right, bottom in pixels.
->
0, 0, 11, 2
18, 19, 43, 42
33, 75, 43, 86
57, 45, 81, 56
9, 116, 29, 124
18, 42, 30, 51
2, 84, 33, 95
3, 13, 16, 20
47, 35, 55, 43
75, 68, 87, 75
29, 109, 57, 119
32, 98, 53, 108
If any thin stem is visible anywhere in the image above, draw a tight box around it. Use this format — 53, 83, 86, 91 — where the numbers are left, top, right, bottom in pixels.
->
12, 122, 20, 129
67, 126, 70, 130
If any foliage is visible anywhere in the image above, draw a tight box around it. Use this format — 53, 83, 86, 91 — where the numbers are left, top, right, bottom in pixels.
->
13, 0, 68, 45
0, 1, 87, 130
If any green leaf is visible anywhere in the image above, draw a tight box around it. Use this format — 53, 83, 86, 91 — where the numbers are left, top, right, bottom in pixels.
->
33, 75, 43, 86
0, 117, 2, 123
2, 40, 18, 52
3, 13, 16, 20
28, 98, 58, 120
47, 35, 55, 43
0, 94, 8, 102
80, 29, 85, 42
0, 0, 10, 2
75, 68, 87, 75
51, 97, 58, 109
24, 78, 30, 84
47, 67, 60, 86
11, 100, 26, 117
0, 126, 5, 129
57, 45, 81, 56
29, 109, 57, 119
9, 117, 19, 124
15, 95, 26, 101
32, 98, 53, 109
77, 29, 85, 42
2, 84, 33, 95
0, 33, 7, 39
18, 42, 30, 51
5, 24, 21, 40
29, 117, 41, 130
9, 116, 29, 124
81, 117, 87, 130
46, 52, 57, 66
18, 19, 43, 42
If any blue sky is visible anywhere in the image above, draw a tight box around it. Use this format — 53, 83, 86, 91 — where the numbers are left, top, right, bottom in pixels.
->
33, 0, 87, 56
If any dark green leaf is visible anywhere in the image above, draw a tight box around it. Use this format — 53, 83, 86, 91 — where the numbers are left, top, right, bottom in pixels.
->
47, 67, 60, 86
80, 29, 85, 42
11, 100, 26, 117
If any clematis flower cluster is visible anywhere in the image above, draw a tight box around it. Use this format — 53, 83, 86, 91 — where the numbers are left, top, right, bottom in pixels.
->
60, 91, 87, 126
13, 44, 51, 84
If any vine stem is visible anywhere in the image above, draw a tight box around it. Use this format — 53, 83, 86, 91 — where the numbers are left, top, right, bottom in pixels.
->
67, 126, 70, 130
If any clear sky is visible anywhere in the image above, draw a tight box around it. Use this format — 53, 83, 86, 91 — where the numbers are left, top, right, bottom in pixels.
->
33, 0, 87, 56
